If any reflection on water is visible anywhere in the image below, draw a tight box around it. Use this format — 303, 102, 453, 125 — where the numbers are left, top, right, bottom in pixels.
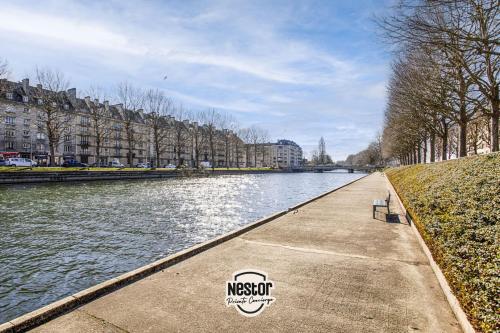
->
0, 172, 363, 322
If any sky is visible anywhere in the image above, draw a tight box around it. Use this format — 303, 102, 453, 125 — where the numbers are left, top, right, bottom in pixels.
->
0, 0, 394, 160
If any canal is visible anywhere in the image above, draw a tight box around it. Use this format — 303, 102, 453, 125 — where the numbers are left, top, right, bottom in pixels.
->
0, 172, 364, 323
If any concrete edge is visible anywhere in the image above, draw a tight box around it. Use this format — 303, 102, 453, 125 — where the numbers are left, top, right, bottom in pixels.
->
384, 174, 476, 333
0, 173, 369, 333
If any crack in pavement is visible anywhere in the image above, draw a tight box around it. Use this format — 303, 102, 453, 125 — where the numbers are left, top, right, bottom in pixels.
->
77, 309, 131, 333
240, 238, 427, 267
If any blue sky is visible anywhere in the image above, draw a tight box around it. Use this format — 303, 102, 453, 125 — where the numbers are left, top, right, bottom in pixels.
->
0, 0, 393, 160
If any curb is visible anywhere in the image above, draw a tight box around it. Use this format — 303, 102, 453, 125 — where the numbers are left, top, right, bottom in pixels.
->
0, 173, 369, 332
385, 175, 476, 333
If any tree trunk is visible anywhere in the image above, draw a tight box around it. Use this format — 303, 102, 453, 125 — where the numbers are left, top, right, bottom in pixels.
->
430, 132, 436, 162
253, 144, 257, 167
423, 139, 427, 164
491, 104, 499, 152
155, 141, 161, 168
128, 145, 133, 167
459, 121, 467, 157
417, 143, 422, 164
442, 124, 448, 161
49, 143, 56, 167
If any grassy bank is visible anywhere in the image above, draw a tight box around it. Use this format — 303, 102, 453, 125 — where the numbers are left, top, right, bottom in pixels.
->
386, 153, 499, 333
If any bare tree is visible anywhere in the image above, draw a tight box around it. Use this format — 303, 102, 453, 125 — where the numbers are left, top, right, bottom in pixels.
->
259, 128, 270, 167
171, 105, 188, 167
145, 89, 172, 168
201, 109, 221, 170
239, 128, 251, 168
188, 111, 205, 169
33, 68, 71, 166
116, 82, 144, 167
379, 0, 500, 159
318, 137, 327, 164
0, 58, 9, 93
248, 125, 260, 167
85, 87, 111, 167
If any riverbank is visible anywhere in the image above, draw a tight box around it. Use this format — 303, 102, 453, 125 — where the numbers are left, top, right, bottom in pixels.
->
3, 173, 460, 332
386, 153, 499, 333
0, 167, 286, 184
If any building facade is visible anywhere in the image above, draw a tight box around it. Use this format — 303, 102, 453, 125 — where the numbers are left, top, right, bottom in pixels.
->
244, 139, 303, 168
0, 78, 247, 167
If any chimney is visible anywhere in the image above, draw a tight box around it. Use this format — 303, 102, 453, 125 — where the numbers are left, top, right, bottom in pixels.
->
67, 88, 76, 102
104, 100, 109, 109
22, 78, 29, 93
94, 98, 99, 105
84, 96, 90, 105
36, 84, 42, 90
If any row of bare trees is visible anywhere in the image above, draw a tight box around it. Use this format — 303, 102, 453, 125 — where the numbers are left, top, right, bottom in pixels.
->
1, 62, 272, 168
379, 0, 499, 164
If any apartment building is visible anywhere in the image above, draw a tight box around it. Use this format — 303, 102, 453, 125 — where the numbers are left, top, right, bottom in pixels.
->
270, 139, 303, 168
0, 78, 245, 167
244, 139, 303, 168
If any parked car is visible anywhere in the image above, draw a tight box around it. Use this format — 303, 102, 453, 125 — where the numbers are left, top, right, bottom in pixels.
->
163, 164, 177, 169
200, 161, 212, 168
62, 160, 88, 167
5, 158, 37, 167
0, 159, 6, 166
109, 160, 125, 168
136, 162, 152, 168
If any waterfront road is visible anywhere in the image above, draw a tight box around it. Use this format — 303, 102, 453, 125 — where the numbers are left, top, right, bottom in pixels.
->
30, 172, 460, 332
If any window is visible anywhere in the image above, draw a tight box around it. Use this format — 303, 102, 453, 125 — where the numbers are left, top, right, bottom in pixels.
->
22, 96, 29, 103
81, 116, 90, 126
36, 133, 45, 140
64, 145, 72, 152
23, 130, 30, 136
52, 102, 57, 107
6, 141, 14, 149
6, 92, 13, 99
23, 142, 31, 149
64, 104, 69, 110
38, 144, 45, 151
24, 118, 30, 126
5, 116, 15, 125
38, 99, 43, 105
81, 147, 89, 155
5, 130, 15, 137
64, 135, 71, 142
80, 135, 90, 145
23, 107, 30, 113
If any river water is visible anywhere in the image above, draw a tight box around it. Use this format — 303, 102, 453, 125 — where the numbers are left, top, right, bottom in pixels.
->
0, 172, 364, 323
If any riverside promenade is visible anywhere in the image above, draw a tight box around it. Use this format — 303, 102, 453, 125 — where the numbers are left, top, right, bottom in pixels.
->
27, 172, 460, 332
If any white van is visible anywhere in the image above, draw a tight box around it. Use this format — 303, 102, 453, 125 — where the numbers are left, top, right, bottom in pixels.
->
6, 158, 37, 167
109, 160, 124, 168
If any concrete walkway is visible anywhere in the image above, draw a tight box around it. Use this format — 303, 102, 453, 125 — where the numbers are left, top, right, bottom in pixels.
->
31, 173, 461, 332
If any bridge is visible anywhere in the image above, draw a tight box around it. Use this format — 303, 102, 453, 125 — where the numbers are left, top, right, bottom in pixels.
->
291, 164, 382, 173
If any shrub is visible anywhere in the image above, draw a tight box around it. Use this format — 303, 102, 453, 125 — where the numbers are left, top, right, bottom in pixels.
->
386, 153, 499, 333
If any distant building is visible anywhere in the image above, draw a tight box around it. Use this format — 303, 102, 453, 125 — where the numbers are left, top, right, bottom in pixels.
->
244, 139, 303, 168
270, 139, 302, 168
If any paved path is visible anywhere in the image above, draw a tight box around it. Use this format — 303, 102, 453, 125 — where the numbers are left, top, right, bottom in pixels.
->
31, 173, 461, 332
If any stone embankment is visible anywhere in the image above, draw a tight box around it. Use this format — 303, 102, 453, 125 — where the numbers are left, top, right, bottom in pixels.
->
0, 169, 286, 184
